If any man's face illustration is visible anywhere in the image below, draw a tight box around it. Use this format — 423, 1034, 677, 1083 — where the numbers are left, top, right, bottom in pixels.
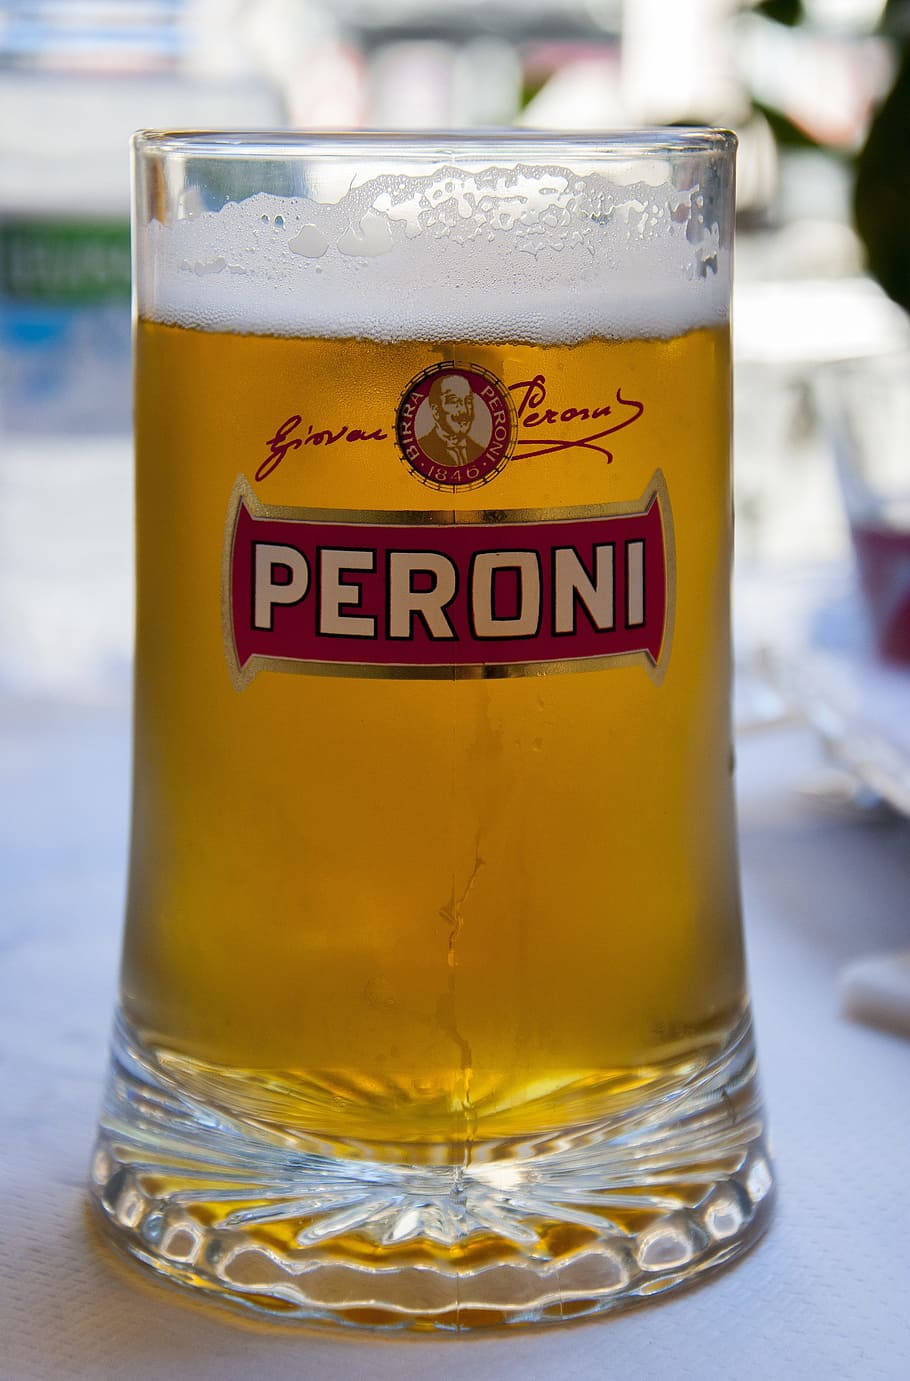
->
430, 375, 474, 438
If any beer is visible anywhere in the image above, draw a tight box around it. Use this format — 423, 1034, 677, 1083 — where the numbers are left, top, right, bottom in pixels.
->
92, 132, 771, 1327
123, 319, 742, 1146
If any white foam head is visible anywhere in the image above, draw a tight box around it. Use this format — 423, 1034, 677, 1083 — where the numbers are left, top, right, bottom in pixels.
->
137, 165, 729, 342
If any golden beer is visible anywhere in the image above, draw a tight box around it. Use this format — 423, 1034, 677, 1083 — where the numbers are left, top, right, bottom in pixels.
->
125, 321, 742, 1145
91, 132, 772, 1328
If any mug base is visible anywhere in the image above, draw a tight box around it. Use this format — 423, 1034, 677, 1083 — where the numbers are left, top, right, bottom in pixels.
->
89, 1009, 774, 1332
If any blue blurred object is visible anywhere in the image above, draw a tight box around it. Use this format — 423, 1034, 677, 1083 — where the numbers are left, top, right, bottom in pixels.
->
0, 0, 282, 700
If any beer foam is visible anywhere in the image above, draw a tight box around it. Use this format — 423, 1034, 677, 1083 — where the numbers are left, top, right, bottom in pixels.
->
138, 167, 728, 342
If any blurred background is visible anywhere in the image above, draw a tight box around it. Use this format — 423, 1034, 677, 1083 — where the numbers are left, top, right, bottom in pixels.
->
2, 14, 910, 1365
2, 0, 910, 808
3, 12, 910, 1368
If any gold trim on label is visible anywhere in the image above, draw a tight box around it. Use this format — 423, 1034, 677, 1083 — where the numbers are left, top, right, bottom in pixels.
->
221, 473, 676, 691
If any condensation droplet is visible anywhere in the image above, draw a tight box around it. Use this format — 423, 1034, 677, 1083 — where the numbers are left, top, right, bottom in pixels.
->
337, 212, 394, 258
288, 224, 329, 259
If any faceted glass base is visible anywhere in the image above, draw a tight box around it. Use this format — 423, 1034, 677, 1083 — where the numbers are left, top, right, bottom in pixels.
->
89, 1011, 774, 1331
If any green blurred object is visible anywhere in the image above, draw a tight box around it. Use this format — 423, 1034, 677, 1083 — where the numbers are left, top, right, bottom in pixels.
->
0, 220, 130, 303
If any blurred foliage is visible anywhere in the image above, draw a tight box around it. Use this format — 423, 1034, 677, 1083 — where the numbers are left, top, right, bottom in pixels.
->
751, 100, 821, 149
854, 45, 910, 312
518, 70, 549, 112
748, 0, 910, 315
754, 0, 802, 24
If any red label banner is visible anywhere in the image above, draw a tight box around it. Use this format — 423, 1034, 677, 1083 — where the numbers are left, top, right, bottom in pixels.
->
225, 475, 672, 685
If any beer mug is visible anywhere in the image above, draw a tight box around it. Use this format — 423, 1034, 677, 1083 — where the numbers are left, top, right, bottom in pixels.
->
90, 131, 773, 1329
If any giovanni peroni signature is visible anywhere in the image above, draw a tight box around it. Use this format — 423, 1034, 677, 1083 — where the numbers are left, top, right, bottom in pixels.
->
508, 375, 644, 463
255, 416, 389, 482
256, 372, 644, 481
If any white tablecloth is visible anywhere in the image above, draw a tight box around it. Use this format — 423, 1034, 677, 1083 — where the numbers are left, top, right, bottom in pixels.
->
3, 698, 909, 1380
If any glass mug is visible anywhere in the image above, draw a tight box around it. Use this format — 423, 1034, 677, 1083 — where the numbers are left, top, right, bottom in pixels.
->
90, 130, 773, 1330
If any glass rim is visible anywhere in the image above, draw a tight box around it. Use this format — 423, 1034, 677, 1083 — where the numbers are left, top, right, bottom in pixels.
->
132, 127, 737, 162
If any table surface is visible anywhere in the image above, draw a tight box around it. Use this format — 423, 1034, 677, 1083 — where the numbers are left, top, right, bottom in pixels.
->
3, 693, 910, 1381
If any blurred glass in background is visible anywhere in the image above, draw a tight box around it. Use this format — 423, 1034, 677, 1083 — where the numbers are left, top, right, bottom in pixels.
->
2, 0, 910, 725
819, 351, 910, 661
